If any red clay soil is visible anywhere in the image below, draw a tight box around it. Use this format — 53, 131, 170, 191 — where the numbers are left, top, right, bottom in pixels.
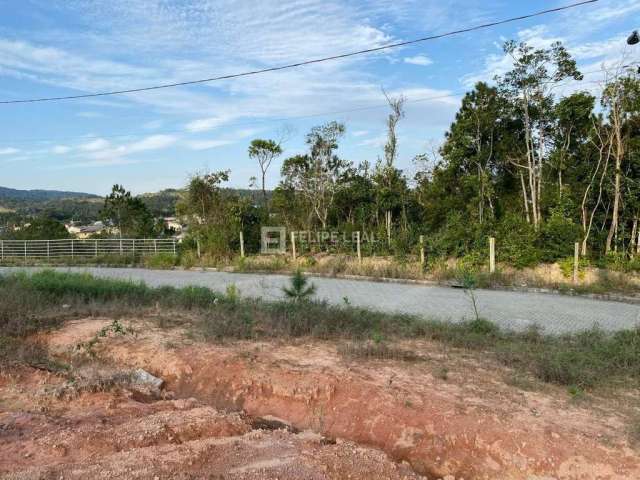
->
3, 317, 640, 479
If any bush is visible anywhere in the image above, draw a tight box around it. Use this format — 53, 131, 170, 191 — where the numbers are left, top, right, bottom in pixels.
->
537, 207, 581, 262
145, 252, 177, 269
495, 214, 540, 268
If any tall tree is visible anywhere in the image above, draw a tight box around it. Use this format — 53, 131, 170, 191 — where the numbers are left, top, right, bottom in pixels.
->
498, 40, 582, 229
281, 122, 348, 229
248, 139, 283, 206
378, 91, 406, 244
601, 70, 640, 253
101, 185, 155, 238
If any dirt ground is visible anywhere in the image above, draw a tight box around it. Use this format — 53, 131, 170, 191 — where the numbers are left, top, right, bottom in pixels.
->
1, 317, 640, 479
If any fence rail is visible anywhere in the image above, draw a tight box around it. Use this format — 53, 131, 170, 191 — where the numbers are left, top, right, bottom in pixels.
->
0, 238, 176, 259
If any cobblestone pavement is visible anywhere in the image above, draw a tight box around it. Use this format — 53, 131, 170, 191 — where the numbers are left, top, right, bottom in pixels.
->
4, 267, 639, 334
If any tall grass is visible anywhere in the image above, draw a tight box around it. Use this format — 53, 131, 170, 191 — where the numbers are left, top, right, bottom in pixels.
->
2, 270, 640, 390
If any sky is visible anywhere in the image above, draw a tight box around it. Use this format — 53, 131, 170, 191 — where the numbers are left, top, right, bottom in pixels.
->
0, 0, 638, 195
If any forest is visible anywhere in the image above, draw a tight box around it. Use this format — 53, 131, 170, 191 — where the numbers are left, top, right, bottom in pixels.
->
172, 40, 640, 270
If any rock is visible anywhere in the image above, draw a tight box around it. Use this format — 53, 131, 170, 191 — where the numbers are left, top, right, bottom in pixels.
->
132, 369, 164, 390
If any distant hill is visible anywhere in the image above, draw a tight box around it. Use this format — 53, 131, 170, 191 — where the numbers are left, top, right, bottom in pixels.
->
0, 186, 98, 202
0, 186, 102, 223
0, 186, 271, 223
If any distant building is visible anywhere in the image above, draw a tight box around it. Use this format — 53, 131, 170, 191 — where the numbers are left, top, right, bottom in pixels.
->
65, 220, 118, 239
163, 217, 184, 232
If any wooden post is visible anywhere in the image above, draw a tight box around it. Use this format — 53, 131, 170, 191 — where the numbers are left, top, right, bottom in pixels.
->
196, 238, 201, 259
154, 239, 158, 254
172, 239, 176, 255
1, 240, 3, 260
489, 237, 495, 273
291, 231, 296, 260
573, 242, 580, 284
419, 235, 425, 266
47, 240, 50, 258
239, 231, 245, 258
356, 231, 362, 264
71, 239, 74, 259
95, 240, 98, 257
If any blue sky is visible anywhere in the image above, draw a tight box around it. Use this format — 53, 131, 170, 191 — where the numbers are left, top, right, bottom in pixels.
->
0, 0, 638, 195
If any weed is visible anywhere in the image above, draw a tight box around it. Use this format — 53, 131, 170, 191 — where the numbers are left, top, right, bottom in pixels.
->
282, 270, 316, 302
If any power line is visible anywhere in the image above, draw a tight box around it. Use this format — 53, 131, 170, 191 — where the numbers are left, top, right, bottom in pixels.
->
3, 60, 634, 147
0, 0, 599, 105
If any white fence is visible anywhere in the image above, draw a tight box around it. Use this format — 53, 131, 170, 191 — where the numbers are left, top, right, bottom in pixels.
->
0, 238, 176, 259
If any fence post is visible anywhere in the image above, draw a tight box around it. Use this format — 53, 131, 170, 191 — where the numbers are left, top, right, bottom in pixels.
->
196, 238, 201, 259
71, 239, 74, 259
173, 239, 176, 255
1, 240, 3, 260
291, 231, 296, 260
489, 237, 495, 273
95, 240, 98, 257
239, 231, 245, 258
47, 240, 50, 259
24, 241, 27, 260
154, 239, 158, 254
419, 235, 425, 266
119, 239, 123, 255
573, 242, 580, 284
356, 231, 362, 264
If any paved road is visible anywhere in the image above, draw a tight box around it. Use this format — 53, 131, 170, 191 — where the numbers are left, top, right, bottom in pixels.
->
3, 267, 639, 334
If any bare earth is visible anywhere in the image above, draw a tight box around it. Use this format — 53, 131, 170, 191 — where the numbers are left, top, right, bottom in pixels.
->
1, 317, 639, 479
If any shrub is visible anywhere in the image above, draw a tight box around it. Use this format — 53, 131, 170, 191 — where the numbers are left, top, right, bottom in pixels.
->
145, 252, 177, 269
537, 207, 581, 262
495, 213, 540, 268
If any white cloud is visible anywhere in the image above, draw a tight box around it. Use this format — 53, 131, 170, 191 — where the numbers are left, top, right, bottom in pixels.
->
52, 145, 71, 154
185, 116, 234, 133
80, 138, 110, 151
186, 139, 233, 150
128, 134, 177, 153
0, 147, 19, 155
404, 55, 433, 66
352, 130, 369, 137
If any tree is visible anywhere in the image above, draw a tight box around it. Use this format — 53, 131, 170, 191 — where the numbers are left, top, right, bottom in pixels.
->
379, 91, 406, 244
601, 70, 640, 253
282, 270, 316, 302
280, 122, 348, 229
498, 40, 582, 229
248, 139, 283, 206
101, 185, 155, 238
9, 217, 70, 240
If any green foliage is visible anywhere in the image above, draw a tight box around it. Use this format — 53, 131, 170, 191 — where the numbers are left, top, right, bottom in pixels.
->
495, 214, 540, 268
101, 184, 156, 238
3, 216, 71, 240
537, 207, 581, 262
144, 252, 177, 269
282, 270, 317, 302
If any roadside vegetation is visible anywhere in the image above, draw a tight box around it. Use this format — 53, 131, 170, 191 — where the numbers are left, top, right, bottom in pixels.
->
2, 270, 640, 394
2, 39, 640, 298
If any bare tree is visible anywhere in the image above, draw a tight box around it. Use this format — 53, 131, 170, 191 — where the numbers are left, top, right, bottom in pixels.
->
380, 89, 405, 245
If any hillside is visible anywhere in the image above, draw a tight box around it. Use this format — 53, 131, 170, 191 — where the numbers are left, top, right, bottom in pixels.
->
0, 186, 98, 202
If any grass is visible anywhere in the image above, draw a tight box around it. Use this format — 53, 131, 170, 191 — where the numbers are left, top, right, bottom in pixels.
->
2, 270, 640, 392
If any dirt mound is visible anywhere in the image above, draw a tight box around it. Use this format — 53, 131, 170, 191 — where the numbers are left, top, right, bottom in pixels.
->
0, 374, 422, 479
3, 317, 640, 479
